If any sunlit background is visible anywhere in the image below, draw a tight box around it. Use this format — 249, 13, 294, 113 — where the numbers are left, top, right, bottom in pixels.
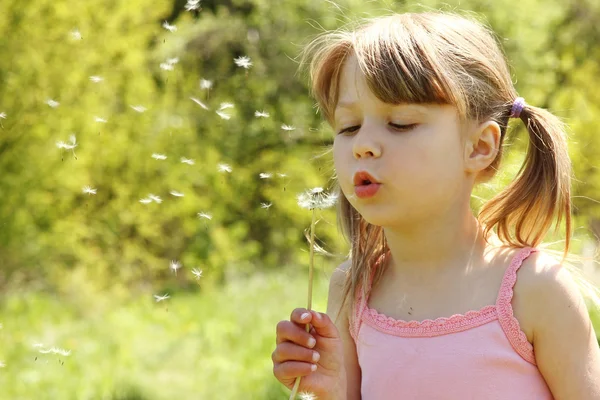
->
1, 0, 599, 399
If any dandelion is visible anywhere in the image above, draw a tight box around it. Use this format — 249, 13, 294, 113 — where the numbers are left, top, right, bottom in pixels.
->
261, 202, 272, 209
139, 197, 153, 204
0, 112, 7, 119
281, 124, 295, 131
89, 76, 103, 83
259, 172, 272, 179
200, 79, 213, 90
170, 190, 184, 197
82, 186, 97, 195
190, 97, 210, 110
219, 102, 234, 110
154, 293, 170, 302
299, 392, 317, 400
70, 29, 82, 40
148, 194, 162, 204
217, 163, 232, 173
170, 260, 182, 275
290, 187, 338, 399
234, 55, 253, 69
191, 268, 203, 279
46, 99, 60, 108
162, 21, 177, 32
185, 0, 201, 11
255, 110, 270, 118
152, 153, 167, 160
197, 212, 212, 220
130, 105, 147, 113
94, 116, 107, 123
181, 157, 195, 165
216, 110, 231, 120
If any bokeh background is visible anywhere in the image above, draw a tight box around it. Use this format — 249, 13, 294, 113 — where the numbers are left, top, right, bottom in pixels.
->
1, 0, 599, 399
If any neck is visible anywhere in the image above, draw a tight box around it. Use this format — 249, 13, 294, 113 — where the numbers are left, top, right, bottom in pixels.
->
383, 209, 487, 279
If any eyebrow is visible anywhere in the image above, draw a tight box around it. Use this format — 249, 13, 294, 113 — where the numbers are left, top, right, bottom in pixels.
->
335, 101, 359, 110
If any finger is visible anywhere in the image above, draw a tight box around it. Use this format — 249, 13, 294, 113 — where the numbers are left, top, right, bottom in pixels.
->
276, 320, 317, 348
290, 308, 313, 325
272, 341, 321, 364
309, 310, 339, 339
273, 360, 318, 381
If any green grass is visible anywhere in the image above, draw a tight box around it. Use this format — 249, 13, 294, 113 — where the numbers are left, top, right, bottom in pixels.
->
0, 267, 330, 400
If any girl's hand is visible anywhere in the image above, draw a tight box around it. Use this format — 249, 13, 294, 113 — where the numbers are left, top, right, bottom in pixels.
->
272, 308, 347, 399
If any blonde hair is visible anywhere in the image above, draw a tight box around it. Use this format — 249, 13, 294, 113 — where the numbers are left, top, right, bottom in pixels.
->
298, 12, 598, 325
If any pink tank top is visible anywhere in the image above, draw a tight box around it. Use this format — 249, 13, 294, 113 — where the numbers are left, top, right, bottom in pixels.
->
349, 247, 554, 399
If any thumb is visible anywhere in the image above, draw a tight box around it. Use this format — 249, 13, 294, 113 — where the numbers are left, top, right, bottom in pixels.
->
309, 310, 339, 339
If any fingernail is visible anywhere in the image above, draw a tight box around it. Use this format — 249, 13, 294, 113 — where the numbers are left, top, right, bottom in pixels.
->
308, 337, 316, 348
301, 312, 310, 321
314, 312, 322, 321
312, 352, 320, 363
311, 364, 317, 371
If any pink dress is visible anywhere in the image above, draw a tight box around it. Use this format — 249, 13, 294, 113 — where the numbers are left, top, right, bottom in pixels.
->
349, 247, 554, 399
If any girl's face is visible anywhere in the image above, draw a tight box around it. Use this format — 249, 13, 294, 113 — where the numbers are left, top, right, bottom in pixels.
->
333, 55, 471, 227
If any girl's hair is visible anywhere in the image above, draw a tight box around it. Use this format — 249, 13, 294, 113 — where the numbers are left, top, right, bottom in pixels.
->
298, 12, 589, 325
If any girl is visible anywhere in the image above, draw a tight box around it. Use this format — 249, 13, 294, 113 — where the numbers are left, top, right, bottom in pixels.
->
272, 11, 600, 400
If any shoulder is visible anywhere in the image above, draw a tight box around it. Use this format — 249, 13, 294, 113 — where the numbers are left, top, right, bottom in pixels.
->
516, 248, 600, 397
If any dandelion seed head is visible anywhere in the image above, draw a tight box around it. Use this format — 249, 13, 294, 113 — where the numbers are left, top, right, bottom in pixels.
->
162, 21, 177, 32
190, 97, 210, 110
170, 260, 182, 273
259, 172, 272, 179
299, 391, 317, 400
216, 110, 231, 120
181, 157, 195, 165
82, 186, 97, 195
254, 110, 269, 118
233, 55, 253, 69
200, 79, 213, 90
197, 212, 212, 220
191, 268, 203, 279
152, 153, 167, 160
297, 187, 338, 210
217, 163, 232, 173
170, 190, 184, 197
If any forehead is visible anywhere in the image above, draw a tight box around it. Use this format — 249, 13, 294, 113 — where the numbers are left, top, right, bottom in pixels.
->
336, 54, 374, 108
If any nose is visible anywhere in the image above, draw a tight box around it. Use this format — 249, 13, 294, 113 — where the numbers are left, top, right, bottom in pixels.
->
353, 131, 382, 159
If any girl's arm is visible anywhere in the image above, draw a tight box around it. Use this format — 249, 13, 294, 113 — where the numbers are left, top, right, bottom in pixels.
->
327, 260, 362, 400
520, 252, 600, 400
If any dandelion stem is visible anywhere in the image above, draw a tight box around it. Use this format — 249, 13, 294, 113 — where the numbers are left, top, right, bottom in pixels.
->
289, 208, 316, 399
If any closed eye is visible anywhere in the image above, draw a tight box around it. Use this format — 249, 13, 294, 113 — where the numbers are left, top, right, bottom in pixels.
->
337, 123, 418, 135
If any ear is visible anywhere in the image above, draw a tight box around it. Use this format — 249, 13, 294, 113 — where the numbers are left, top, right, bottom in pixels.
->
464, 120, 501, 174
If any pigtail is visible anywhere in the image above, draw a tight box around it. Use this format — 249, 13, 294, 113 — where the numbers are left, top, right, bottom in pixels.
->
479, 103, 572, 258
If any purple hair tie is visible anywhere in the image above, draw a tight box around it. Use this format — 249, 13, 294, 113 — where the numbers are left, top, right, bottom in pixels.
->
510, 97, 526, 118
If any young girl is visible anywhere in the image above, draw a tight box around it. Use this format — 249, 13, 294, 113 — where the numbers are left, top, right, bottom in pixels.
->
272, 11, 600, 400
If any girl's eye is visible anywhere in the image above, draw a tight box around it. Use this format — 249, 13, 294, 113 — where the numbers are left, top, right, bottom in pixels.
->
337, 123, 418, 135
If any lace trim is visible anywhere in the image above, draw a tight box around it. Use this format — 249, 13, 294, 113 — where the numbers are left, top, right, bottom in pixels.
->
496, 247, 537, 365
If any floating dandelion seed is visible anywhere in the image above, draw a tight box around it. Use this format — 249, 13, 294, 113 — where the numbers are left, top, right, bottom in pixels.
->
197, 212, 212, 220
190, 97, 210, 110
255, 110, 270, 118
82, 186, 97, 195
162, 21, 177, 32
216, 110, 231, 120
170, 190, 184, 197
94, 116, 107, 123
259, 172, 272, 179
70, 29, 82, 40
185, 0, 202, 11
277, 173, 287, 178
148, 194, 162, 204
139, 198, 153, 204
297, 187, 338, 210
154, 293, 170, 302
299, 392, 317, 400
200, 79, 213, 90
181, 157, 195, 165
170, 260, 182, 275
160, 62, 174, 71
261, 202, 272, 209
56, 135, 78, 159
130, 105, 147, 113
191, 268, 203, 279
0, 112, 7, 119
89, 75, 104, 83
46, 99, 60, 108
219, 102, 234, 110
217, 163, 232, 173
281, 124, 295, 131
32, 343, 44, 348
39, 347, 71, 356
152, 153, 167, 160
167, 57, 179, 65
0, 361, 5, 368
234, 56, 253, 69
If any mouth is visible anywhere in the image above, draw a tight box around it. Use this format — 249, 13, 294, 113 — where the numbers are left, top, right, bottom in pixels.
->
353, 171, 381, 186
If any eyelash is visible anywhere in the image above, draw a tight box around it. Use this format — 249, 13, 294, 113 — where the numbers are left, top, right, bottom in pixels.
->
337, 123, 418, 135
